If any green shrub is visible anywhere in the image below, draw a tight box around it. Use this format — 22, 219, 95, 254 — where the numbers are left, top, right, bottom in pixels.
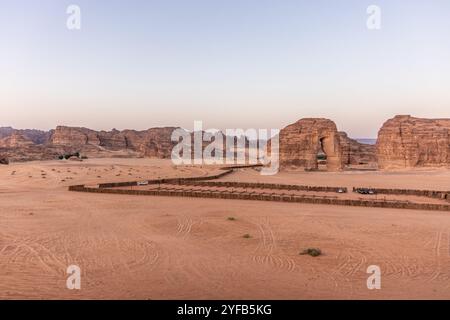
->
300, 248, 322, 257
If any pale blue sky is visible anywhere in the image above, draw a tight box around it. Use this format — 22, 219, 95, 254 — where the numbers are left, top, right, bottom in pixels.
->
1, 0, 450, 137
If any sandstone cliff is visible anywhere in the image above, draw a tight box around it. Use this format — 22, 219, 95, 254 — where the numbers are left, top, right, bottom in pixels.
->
0, 130, 59, 162
0, 126, 177, 162
51, 126, 100, 147
3, 115, 450, 169
277, 118, 344, 171
377, 115, 450, 169
50, 126, 180, 158
0, 125, 252, 162
0, 127, 52, 144
134, 127, 179, 158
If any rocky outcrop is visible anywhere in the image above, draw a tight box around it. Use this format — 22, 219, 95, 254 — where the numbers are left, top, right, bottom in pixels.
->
51, 126, 101, 148
277, 118, 344, 171
0, 156, 8, 165
0, 127, 52, 145
0, 131, 56, 162
1, 125, 244, 162
97, 129, 128, 151
49, 126, 180, 158
339, 132, 377, 166
132, 127, 179, 158
0, 132, 34, 148
3, 115, 450, 169
377, 115, 450, 169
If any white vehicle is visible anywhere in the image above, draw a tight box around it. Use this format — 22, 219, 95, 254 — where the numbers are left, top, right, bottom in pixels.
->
137, 180, 149, 186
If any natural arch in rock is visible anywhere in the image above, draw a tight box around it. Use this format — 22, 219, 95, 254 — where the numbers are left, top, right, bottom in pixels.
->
318, 135, 342, 171
277, 118, 344, 171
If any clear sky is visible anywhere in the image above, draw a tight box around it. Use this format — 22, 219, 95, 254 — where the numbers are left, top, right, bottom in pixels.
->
1, 0, 450, 138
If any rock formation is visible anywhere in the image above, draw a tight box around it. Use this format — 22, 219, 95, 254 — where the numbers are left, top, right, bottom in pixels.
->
277, 118, 344, 171
135, 127, 180, 158
0, 127, 52, 144
0, 126, 186, 162
0, 130, 60, 162
50, 126, 181, 158
339, 132, 377, 166
51, 126, 100, 148
3, 115, 449, 170
0, 132, 35, 148
377, 115, 450, 169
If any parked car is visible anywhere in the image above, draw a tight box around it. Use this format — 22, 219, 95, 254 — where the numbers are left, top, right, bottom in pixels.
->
356, 188, 377, 195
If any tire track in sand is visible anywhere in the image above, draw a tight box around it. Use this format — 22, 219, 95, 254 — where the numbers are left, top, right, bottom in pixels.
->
428, 229, 449, 282
251, 217, 296, 272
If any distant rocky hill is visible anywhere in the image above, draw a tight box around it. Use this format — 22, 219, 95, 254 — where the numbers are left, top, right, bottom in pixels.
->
0, 126, 182, 162
0, 126, 250, 163
0, 127, 52, 144
50, 125, 180, 158
355, 138, 377, 145
2, 115, 449, 170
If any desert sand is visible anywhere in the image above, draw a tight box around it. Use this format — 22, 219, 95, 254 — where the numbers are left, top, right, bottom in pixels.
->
1, 158, 450, 299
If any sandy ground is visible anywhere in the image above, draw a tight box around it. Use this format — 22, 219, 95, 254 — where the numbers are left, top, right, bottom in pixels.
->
1, 158, 450, 299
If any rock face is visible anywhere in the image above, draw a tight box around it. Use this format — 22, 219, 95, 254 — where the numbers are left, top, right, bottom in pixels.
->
0, 128, 52, 145
3, 115, 449, 169
377, 115, 450, 169
339, 132, 377, 166
0, 132, 34, 148
134, 127, 180, 158
278, 118, 344, 171
0, 126, 185, 161
51, 126, 101, 147
0, 125, 250, 162
50, 126, 180, 159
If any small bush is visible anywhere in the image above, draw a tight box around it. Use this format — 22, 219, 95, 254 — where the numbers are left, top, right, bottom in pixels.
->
300, 248, 322, 257
227, 217, 236, 221
243, 234, 251, 239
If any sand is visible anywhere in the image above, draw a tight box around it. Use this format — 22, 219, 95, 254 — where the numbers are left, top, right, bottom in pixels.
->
1, 158, 450, 299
